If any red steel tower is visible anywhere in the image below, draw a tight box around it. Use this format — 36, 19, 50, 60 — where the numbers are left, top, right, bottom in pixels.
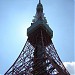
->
4, 0, 70, 75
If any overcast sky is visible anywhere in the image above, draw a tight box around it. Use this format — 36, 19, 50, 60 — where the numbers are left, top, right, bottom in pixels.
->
0, 0, 74, 74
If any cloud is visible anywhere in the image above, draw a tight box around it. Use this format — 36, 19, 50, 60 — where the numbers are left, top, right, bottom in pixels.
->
63, 62, 75, 75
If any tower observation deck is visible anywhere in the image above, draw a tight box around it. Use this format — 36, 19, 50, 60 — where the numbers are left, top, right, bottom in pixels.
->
4, 0, 70, 75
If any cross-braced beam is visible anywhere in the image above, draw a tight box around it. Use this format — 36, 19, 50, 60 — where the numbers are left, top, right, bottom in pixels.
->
4, 39, 70, 75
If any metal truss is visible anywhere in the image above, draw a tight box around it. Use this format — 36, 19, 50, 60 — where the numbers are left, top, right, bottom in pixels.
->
4, 41, 34, 75
4, 40, 70, 75
46, 43, 70, 75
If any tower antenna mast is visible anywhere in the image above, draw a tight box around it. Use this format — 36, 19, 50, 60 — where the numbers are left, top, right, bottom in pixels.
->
39, 0, 41, 3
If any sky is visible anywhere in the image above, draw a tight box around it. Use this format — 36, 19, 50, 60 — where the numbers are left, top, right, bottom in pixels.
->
0, 0, 74, 75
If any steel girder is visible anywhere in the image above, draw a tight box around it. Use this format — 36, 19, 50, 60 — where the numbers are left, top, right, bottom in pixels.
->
4, 40, 70, 75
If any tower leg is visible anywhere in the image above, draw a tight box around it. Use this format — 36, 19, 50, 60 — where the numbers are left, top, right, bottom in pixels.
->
32, 30, 48, 75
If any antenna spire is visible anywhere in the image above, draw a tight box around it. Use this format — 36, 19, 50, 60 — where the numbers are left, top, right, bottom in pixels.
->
39, 0, 41, 4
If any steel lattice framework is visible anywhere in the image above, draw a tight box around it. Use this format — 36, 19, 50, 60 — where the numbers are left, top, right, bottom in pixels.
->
4, 40, 70, 75
4, 0, 70, 75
